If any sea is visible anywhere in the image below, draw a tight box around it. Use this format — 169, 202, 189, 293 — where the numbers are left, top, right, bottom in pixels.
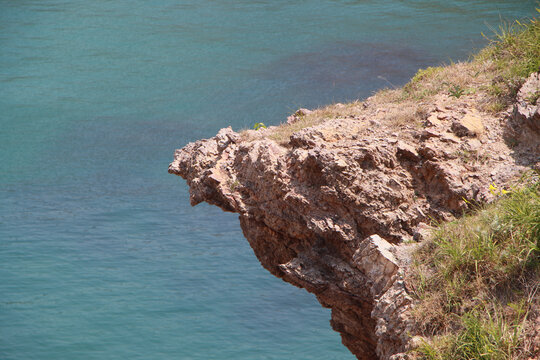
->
0, 1, 537, 359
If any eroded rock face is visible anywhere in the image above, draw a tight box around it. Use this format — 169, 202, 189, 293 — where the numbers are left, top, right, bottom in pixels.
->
515, 72, 540, 132
169, 81, 539, 359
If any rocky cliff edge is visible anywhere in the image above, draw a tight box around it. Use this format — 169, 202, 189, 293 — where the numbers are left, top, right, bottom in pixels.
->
169, 71, 539, 359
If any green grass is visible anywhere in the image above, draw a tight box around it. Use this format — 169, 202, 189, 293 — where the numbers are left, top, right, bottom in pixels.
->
448, 84, 466, 98
416, 308, 525, 360
526, 90, 540, 105
475, 14, 540, 108
478, 15, 540, 82
409, 172, 539, 360
411, 66, 444, 85
397, 14, 539, 107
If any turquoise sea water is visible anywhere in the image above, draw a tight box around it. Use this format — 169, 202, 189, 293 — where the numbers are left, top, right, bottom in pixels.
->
1, 1, 537, 359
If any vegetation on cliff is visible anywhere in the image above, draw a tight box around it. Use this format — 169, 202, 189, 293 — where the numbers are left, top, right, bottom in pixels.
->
400, 13, 540, 111
409, 173, 539, 359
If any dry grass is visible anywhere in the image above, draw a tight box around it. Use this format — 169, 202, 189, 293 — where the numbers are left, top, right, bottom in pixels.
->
242, 97, 426, 145
266, 116, 322, 144
398, 15, 540, 114
400, 61, 488, 101
267, 102, 364, 144
371, 16, 539, 115
367, 94, 429, 127
376, 58, 515, 115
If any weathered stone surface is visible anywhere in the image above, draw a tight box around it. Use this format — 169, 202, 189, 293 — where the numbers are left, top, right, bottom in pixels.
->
353, 235, 398, 296
287, 108, 314, 124
169, 79, 539, 359
451, 111, 485, 137
425, 114, 442, 127
515, 72, 540, 132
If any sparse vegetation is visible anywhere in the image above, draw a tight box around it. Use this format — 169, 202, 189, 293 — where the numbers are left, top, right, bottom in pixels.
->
259, 101, 372, 144
526, 90, 540, 105
400, 61, 484, 101
448, 84, 466, 99
409, 172, 540, 360
400, 14, 539, 110
411, 66, 444, 84
267, 113, 323, 143
454, 149, 490, 165
228, 179, 240, 191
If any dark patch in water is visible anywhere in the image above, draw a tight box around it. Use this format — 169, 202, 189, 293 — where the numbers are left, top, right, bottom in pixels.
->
256, 41, 438, 104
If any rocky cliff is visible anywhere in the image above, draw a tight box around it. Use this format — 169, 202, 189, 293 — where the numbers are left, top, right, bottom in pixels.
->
169, 71, 539, 359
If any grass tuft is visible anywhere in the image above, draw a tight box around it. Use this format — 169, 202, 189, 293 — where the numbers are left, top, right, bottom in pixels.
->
475, 15, 540, 110
478, 16, 540, 81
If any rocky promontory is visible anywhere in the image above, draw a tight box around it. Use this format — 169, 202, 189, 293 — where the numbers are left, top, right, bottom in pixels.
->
169, 27, 540, 359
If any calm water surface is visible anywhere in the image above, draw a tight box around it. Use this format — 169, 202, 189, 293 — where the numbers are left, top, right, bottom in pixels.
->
1, 1, 536, 359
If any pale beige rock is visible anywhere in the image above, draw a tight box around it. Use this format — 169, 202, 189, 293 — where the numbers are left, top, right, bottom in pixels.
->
465, 138, 482, 151
425, 114, 442, 127
452, 111, 485, 137
353, 235, 398, 295
287, 108, 314, 124
412, 222, 432, 242
440, 132, 460, 144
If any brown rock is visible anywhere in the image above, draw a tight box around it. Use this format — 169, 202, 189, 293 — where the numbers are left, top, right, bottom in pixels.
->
396, 142, 419, 161
420, 129, 440, 139
436, 113, 449, 120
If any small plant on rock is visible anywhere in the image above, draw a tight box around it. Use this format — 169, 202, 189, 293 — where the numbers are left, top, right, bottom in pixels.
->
448, 84, 465, 98
228, 179, 240, 192
526, 90, 540, 105
253, 122, 267, 130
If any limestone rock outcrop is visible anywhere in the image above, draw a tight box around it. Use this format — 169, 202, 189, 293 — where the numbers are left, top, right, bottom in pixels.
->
169, 78, 539, 359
